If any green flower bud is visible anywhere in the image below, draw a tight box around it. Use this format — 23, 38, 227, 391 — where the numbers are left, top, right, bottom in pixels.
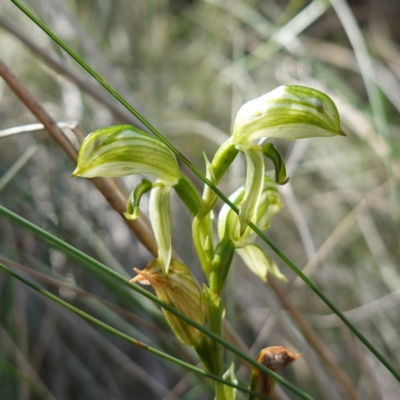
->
229, 86, 344, 253
232, 85, 345, 146
131, 259, 204, 347
72, 125, 186, 274
72, 125, 180, 186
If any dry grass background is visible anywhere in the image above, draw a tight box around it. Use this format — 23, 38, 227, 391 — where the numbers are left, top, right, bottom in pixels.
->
0, 0, 400, 399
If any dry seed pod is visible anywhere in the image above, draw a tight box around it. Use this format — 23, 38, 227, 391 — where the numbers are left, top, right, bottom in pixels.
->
130, 259, 204, 346
248, 346, 302, 399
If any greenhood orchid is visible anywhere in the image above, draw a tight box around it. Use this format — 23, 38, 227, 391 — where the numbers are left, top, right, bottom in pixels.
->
72, 125, 184, 273
70, 85, 345, 400
231, 85, 345, 234
194, 85, 345, 277
218, 176, 287, 282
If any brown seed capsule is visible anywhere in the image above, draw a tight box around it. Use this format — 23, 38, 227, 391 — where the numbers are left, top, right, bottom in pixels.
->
130, 259, 204, 347
248, 346, 302, 399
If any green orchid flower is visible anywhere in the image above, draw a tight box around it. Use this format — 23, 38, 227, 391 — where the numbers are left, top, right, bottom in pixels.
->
195, 85, 345, 275
231, 85, 345, 234
218, 176, 286, 282
72, 124, 200, 273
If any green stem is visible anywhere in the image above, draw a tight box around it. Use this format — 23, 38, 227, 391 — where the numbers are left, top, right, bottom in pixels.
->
192, 140, 238, 276
209, 238, 235, 295
200, 287, 226, 400
173, 174, 201, 216
192, 215, 213, 276
0, 262, 274, 400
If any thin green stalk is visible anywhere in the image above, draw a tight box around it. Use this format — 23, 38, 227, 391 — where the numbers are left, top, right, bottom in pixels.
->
0, 204, 313, 400
12, 0, 400, 383
0, 262, 274, 400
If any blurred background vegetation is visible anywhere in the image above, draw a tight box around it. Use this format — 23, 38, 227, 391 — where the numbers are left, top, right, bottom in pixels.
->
1, 0, 400, 399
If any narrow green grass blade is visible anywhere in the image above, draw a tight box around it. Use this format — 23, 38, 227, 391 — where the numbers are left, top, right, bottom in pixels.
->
12, 0, 400, 383
0, 204, 313, 400
0, 262, 276, 400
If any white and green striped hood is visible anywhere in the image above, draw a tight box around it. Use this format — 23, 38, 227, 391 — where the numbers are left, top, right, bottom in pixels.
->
72, 125, 180, 186
232, 85, 344, 145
